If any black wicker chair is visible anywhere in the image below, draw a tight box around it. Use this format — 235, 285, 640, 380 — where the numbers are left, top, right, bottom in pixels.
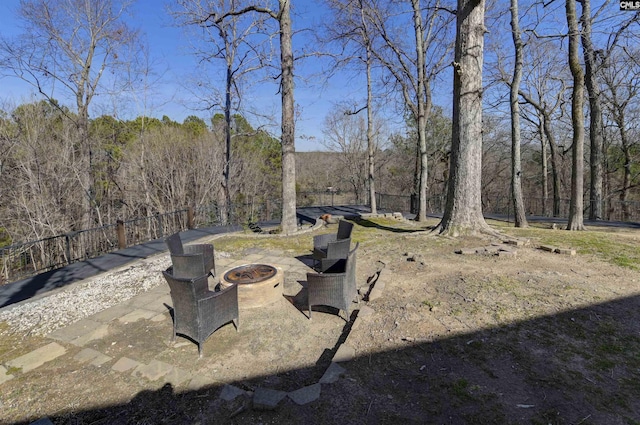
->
312, 220, 354, 268
307, 242, 359, 321
162, 268, 239, 358
165, 232, 215, 277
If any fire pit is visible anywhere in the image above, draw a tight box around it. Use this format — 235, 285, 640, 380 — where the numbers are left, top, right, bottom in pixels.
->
219, 264, 283, 308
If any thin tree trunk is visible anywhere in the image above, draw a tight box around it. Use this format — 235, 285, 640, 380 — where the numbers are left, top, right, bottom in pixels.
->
363, 6, 377, 214
279, 0, 297, 234
509, 0, 527, 227
566, 0, 586, 230
411, 0, 428, 222
221, 56, 233, 225
538, 119, 549, 216
580, 0, 604, 221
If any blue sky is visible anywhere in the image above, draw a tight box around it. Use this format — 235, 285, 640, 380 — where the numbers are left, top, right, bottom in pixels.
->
0, 0, 387, 152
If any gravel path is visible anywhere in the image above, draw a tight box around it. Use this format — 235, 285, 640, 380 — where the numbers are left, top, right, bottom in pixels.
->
0, 255, 168, 337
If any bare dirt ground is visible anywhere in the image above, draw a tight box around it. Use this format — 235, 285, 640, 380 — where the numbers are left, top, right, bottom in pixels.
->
2, 216, 640, 424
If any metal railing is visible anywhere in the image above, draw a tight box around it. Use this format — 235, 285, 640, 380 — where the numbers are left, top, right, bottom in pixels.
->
0, 201, 280, 285
2, 193, 639, 286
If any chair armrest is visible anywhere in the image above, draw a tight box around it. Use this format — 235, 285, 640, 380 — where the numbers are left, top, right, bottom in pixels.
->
198, 283, 238, 318
319, 258, 347, 273
313, 234, 337, 250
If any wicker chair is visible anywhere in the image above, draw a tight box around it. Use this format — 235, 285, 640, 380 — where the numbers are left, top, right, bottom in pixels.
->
307, 242, 359, 320
165, 232, 215, 277
162, 268, 239, 358
315, 238, 351, 272
312, 220, 354, 269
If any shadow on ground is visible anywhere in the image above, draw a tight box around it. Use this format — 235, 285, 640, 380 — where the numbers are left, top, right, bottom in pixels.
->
13, 294, 640, 424
352, 218, 430, 234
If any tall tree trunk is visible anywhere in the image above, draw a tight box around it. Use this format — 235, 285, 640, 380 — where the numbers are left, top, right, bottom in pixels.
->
279, 0, 297, 234
509, 0, 527, 227
580, 0, 604, 221
436, 0, 492, 236
221, 56, 233, 225
543, 114, 562, 217
613, 109, 631, 220
566, 0, 586, 230
362, 6, 377, 214
411, 0, 428, 222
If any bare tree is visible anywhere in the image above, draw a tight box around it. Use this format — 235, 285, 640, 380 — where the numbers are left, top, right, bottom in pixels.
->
516, 37, 570, 218
322, 0, 379, 214
171, 0, 273, 224
435, 0, 493, 236
322, 105, 369, 199
601, 47, 640, 221
565, 0, 586, 230
508, 0, 528, 227
579, 0, 604, 220
0, 0, 140, 228
212, 0, 297, 234
369, 0, 453, 222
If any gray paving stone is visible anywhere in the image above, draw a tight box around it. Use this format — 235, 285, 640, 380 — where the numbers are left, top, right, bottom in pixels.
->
220, 384, 247, 401
129, 292, 167, 309
368, 269, 388, 301
70, 323, 110, 347
0, 365, 14, 384
357, 305, 375, 320
118, 308, 157, 323
48, 319, 104, 342
6, 342, 66, 373
111, 357, 140, 373
253, 387, 287, 410
144, 295, 173, 313
186, 374, 215, 391
242, 254, 266, 263
133, 359, 173, 381
287, 383, 321, 405
332, 344, 356, 362
319, 361, 346, 384
275, 256, 305, 266
74, 348, 112, 366
150, 312, 167, 322
90, 304, 135, 323
162, 366, 192, 387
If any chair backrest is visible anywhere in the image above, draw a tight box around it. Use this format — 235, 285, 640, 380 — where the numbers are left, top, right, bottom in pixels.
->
171, 253, 207, 279
165, 232, 184, 255
162, 269, 202, 326
326, 238, 351, 260
337, 220, 354, 240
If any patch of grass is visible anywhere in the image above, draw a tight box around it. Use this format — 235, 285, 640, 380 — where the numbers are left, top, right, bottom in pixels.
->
503, 225, 640, 270
421, 299, 439, 310
591, 357, 616, 371
451, 378, 473, 400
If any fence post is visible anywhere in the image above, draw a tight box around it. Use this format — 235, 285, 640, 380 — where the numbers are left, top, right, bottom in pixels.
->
117, 220, 126, 249
65, 233, 72, 264
187, 207, 195, 229
157, 214, 164, 238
